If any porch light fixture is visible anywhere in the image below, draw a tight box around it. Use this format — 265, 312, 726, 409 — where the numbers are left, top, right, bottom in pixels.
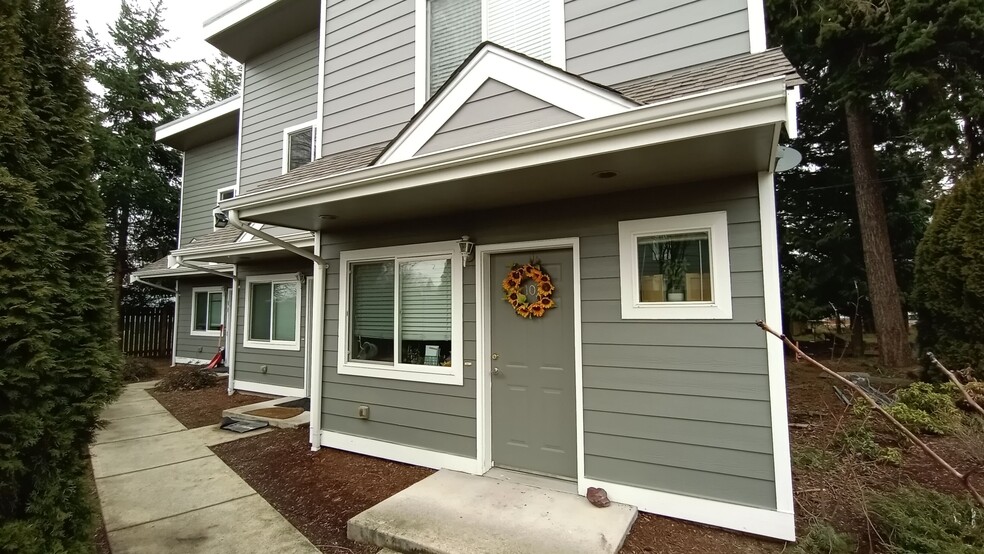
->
457, 235, 474, 267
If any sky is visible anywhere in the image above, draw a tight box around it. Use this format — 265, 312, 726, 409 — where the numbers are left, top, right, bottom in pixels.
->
70, 0, 238, 63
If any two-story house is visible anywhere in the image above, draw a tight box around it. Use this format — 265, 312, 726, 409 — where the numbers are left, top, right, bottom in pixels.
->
133, 0, 803, 541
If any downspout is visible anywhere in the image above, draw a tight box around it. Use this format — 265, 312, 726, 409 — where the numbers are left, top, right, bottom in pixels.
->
171, 257, 235, 280
308, 230, 325, 451
227, 264, 239, 395
129, 274, 178, 294
220, 209, 328, 265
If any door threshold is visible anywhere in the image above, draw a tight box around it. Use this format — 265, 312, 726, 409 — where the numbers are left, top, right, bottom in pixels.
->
483, 467, 578, 495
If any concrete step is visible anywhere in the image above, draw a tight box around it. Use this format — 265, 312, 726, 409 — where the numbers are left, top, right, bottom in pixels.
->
349, 469, 638, 554
221, 396, 310, 429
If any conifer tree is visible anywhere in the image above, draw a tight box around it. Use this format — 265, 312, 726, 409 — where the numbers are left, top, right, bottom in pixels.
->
202, 54, 241, 104
0, 0, 121, 550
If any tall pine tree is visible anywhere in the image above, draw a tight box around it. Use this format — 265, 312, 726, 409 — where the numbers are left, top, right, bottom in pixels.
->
88, 0, 198, 313
0, 0, 121, 551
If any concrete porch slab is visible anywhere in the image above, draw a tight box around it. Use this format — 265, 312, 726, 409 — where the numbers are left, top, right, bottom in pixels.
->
222, 396, 309, 429
348, 470, 638, 554
185, 423, 275, 446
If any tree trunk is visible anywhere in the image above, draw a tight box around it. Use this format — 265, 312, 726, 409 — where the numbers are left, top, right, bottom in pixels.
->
850, 315, 865, 358
113, 205, 129, 330
844, 100, 913, 367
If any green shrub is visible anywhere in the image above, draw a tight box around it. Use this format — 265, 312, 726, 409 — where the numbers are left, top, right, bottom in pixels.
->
886, 382, 961, 435
155, 367, 216, 392
791, 521, 856, 554
870, 485, 984, 554
839, 405, 903, 465
121, 358, 157, 382
914, 165, 984, 378
792, 446, 837, 471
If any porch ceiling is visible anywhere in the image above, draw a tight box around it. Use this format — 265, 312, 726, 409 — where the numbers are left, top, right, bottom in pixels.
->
241, 125, 777, 232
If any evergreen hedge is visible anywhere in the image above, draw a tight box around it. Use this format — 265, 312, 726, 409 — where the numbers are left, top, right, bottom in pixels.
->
0, 1, 122, 551
913, 165, 984, 376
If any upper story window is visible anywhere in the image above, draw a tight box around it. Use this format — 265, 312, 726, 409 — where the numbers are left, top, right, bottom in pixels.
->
282, 121, 316, 173
416, 0, 565, 107
214, 186, 236, 230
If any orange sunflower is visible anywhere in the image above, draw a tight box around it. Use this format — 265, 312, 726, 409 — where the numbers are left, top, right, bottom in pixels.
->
516, 304, 531, 318
539, 297, 556, 309
528, 302, 546, 317
538, 280, 555, 296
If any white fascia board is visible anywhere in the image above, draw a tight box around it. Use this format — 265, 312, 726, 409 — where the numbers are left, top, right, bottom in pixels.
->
203, 0, 281, 41
228, 77, 788, 218
155, 96, 242, 143
384, 43, 637, 164
133, 266, 234, 279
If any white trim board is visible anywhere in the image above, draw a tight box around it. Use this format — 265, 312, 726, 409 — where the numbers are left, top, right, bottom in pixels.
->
156, 96, 241, 143
473, 237, 584, 486
233, 379, 305, 398
747, 0, 767, 54
315, 0, 328, 158
282, 120, 319, 174
321, 431, 481, 474
580, 477, 795, 541
391, 42, 634, 164
234, 64, 245, 195
758, 171, 795, 517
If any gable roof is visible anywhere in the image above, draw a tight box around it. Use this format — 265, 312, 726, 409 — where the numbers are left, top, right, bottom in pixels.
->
232, 46, 804, 201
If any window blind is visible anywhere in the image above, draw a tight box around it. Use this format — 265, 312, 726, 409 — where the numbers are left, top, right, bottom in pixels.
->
428, 0, 482, 95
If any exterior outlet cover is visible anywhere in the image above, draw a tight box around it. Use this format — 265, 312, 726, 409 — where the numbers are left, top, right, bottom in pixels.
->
260, 365, 268, 374
358, 405, 370, 419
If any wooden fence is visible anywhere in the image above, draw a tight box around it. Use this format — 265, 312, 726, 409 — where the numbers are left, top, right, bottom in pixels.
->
121, 306, 174, 358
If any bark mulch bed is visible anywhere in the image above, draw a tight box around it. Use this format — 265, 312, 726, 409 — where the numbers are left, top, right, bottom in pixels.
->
211, 427, 434, 554
149, 378, 266, 429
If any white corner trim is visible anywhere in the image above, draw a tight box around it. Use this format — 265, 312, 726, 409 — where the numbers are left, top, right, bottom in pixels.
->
747, 0, 767, 53
320, 430, 482, 474
389, 43, 634, 164
242, 273, 304, 351
581, 477, 795, 541
308, 231, 326, 450
233, 379, 305, 398
758, 171, 795, 516
177, 153, 186, 247
315, 0, 327, 158
617, 212, 733, 320
474, 237, 583, 484
335, 240, 464, 386
175, 356, 212, 366
785, 86, 801, 140
413, 0, 427, 112
549, 0, 566, 69
155, 96, 241, 142
282, 120, 318, 174
171, 288, 180, 367
227, 266, 239, 395
190, 286, 225, 336
234, 64, 245, 195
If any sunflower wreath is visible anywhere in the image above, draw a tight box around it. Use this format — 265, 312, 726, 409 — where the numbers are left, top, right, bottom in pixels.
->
501, 262, 556, 318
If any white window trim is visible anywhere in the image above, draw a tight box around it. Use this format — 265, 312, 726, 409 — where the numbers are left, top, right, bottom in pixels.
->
337, 240, 463, 386
413, 0, 567, 111
243, 273, 304, 351
190, 286, 225, 337
618, 211, 733, 320
213, 186, 237, 231
281, 120, 318, 174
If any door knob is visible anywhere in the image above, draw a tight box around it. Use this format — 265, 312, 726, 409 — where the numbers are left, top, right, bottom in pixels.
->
491, 367, 501, 376
491, 353, 499, 360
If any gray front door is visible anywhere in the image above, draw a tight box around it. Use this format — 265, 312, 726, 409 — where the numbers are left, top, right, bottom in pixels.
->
490, 249, 576, 479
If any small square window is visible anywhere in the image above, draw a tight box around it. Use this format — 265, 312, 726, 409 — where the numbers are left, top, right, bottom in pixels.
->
191, 287, 224, 336
284, 126, 314, 172
618, 212, 733, 319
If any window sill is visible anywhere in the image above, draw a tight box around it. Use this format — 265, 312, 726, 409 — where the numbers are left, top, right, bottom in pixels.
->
337, 362, 463, 386
243, 339, 301, 351
620, 301, 733, 320
190, 330, 221, 337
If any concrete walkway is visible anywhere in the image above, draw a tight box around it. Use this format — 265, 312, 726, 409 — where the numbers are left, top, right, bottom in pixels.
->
90, 381, 319, 554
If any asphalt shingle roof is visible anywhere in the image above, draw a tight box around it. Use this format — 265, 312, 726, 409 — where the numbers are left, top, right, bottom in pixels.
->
184, 226, 243, 248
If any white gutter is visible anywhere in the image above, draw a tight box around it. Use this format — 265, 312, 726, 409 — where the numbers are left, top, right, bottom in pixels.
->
129, 274, 178, 294
223, 209, 328, 265
308, 230, 325, 451
227, 264, 239, 395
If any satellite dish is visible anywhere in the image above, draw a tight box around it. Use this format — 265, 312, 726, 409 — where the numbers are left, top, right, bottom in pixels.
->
775, 145, 803, 172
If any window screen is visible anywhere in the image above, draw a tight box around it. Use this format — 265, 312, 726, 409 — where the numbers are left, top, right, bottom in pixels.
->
428, 0, 481, 95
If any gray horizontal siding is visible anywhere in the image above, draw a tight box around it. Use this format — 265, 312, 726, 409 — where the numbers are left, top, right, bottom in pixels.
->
234, 259, 311, 392
179, 137, 238, 246
322, 0, 415, 155
240, 31, 320, 193
175, 277, 231, 361
319, 175, 777, 509
417, 79, 579, 155
565, 0, 751, 85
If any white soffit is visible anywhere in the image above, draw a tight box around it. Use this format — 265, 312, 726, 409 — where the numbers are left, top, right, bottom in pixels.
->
203, 0, 281, 41
378, 44, 637, 165
155, 96, 241, 142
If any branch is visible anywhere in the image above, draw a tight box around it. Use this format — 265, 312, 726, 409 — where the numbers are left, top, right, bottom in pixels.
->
756, 320, 984, 508
927, 352, 984, 419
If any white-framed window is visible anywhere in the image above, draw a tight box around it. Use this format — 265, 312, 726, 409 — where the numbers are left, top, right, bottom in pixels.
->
337, 241, 463, 385
414, 0, 566, 107
243, 274, 303, 350
618, 212, 733, 320
214, 186, 236, 231
282, 121, 316, 173
191, 286, 225, 336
